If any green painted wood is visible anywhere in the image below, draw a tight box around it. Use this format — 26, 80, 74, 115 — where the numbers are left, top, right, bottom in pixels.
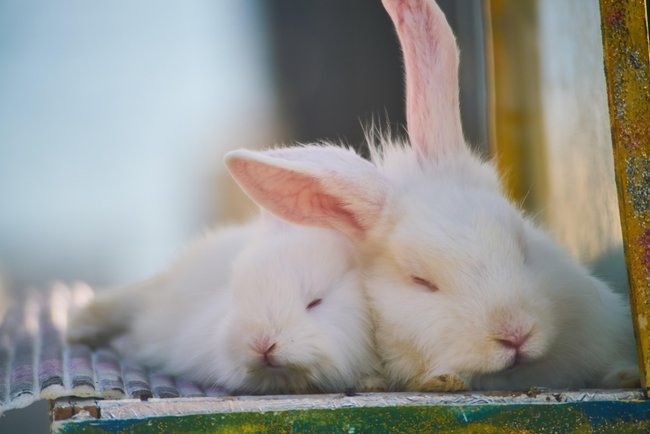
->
53, 400, 650, 433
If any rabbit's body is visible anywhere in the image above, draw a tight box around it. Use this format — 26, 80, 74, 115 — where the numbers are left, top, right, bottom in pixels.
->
69, 220, 379, 394
225, 0, 639, 391
111, 224, 253, 383
67, 223, 252, 352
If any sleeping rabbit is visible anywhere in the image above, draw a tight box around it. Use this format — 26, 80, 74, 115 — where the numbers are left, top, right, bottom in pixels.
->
68, 215, 380, 394
224, 0, 639, 391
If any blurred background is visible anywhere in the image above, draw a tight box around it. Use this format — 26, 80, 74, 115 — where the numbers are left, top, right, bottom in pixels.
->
0, 0, 405, 294
0, 0, 491, 294
0, 0, 638, 430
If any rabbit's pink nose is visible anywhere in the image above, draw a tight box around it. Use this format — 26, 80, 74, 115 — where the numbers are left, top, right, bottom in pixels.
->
253, 336, 271, 352
255, 342, 277, 366
495, 332, 529, 350
262, 342, 276, 356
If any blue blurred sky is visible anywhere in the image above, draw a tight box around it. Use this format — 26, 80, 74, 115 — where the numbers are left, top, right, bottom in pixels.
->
0, 0, 278, 289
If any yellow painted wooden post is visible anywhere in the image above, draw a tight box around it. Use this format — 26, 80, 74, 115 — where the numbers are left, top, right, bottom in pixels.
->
599, 0, 650, 394
484, 0, 548, 214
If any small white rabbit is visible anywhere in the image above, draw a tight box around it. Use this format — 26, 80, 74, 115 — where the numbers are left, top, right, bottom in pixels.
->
224, 0, 639, 391
68, 216, 379, 394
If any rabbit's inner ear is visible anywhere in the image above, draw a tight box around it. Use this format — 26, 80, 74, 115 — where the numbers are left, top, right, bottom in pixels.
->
252, 166, 365, 233
383, 0, 465, 160
225, 148, 388, 240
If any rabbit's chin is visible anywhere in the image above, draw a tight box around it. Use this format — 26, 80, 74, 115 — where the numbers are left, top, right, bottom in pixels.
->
223, 362, 353, 395
232, 368, 320, 395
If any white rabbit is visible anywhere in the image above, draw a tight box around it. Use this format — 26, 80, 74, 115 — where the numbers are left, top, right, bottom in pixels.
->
68, 215, 379, 394
224, 0, 639, 391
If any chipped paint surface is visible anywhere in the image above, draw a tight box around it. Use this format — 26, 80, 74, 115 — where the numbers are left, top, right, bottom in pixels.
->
599, 0, 650, 393
51, 392, 650, 433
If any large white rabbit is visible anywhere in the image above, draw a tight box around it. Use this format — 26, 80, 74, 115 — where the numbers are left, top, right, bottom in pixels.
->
68, 216, 379, 394
225, 0, 639, 391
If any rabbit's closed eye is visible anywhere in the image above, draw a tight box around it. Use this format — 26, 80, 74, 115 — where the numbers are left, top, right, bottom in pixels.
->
306, 298, 323, 310
411, 276, 438, 292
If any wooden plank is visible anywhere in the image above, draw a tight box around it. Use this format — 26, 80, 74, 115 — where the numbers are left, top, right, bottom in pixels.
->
599, 0, 650, 394
51, 391, 650, 433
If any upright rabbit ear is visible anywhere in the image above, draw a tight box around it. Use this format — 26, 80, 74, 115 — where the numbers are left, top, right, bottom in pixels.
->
225, 146, 389, 240
383, 0, 465, 160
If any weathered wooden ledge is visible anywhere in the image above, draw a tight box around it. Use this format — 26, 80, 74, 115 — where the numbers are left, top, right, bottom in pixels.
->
52, 389, 650, 433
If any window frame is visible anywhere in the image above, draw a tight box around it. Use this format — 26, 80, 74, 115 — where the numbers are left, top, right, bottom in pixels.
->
599, 0, 650, 395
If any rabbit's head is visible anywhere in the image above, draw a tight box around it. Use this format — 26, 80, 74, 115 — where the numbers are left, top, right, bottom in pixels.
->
215, 223, 373, 394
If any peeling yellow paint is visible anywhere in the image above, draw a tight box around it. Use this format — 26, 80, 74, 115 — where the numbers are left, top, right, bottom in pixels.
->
599, 0, 650, 394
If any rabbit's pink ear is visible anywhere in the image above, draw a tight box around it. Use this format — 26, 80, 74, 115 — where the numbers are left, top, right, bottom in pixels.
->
383, 0, 465, 160
225, 147, 388, 240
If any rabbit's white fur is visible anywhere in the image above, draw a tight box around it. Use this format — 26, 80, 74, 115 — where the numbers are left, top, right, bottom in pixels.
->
366, 142, 637, 390
225, 0, 639, 390
69, 219, 378, 394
